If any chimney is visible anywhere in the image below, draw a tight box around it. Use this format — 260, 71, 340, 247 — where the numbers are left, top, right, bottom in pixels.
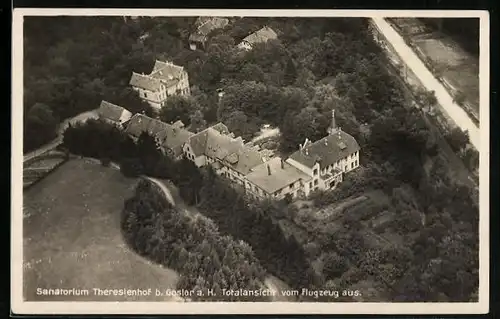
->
281, 159, 285, 169
267, 164, 271, 176
324, 138, 328, 146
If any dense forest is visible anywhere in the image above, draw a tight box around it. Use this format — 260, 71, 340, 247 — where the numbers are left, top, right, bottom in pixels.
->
43, 15, 479, 302
122, 179, 268, 301
419, 18, 480, 56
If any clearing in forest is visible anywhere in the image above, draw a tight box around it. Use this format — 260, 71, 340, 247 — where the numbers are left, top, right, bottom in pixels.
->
23, 159, 180, 301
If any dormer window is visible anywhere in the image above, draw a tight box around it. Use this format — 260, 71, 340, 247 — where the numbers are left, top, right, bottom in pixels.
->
313, 168, 318, 176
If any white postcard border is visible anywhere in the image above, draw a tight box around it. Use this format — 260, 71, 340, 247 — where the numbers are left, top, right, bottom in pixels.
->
11, 8, 490, 315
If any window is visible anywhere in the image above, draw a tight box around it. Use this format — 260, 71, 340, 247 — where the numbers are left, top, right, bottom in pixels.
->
314, 179, 318, 186
313, 168, 318, 175
309, 182, 313, 188
290, 183, 294, 190
351, 162, 354, 169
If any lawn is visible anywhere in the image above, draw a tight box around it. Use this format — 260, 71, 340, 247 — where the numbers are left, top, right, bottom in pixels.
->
413, 33, 479, 115
23, 158, 180, 301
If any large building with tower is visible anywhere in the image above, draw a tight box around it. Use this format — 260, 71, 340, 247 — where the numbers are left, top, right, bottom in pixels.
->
182, 109, 360, 201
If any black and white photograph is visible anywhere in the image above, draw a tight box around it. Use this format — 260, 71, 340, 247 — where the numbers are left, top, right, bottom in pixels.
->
11, 8, 489, 315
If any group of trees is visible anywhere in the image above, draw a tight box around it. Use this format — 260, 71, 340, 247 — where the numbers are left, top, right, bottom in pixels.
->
122, 179, 267, 301
24, 17, 155, 151
62, 119, 137, 162
195, 168, 321, 292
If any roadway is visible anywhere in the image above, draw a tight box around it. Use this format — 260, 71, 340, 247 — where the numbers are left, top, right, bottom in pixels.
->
371, 17, 480, 151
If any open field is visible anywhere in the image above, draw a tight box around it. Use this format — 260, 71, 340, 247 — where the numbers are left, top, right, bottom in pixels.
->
390, 18, 479, 120
22, 158, 180, 301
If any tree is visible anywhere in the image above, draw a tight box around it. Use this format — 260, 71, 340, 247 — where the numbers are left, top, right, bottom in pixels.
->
188, 110, 207, 133
136, 132, 162, 174
280, 106, 329, 153
452, 91, 467, 106
283, 57, 297, 86
237, 63, 266, 83
446, 128, 469, 153
160, 95, 198, 126
418, 89, 438, 109
323, 252, 348, 279
462, 147, 479, 171
24, 103, 59, 151
224, 111, 258, 142
112, 87, 155, 117
120, 158, 143, 177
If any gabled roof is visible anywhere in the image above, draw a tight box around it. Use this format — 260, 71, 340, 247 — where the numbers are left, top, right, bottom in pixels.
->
189, 18, 229, 44
129, 72, 162, 92
199, 18, 228, 37
228, 146, 265, 175
149, 60, 185, 87
97, 100, 130, 123
125, 114, 164, 138
194, 16, 213, 28
185, 123, 264, 175
239, 26, 278, 47
152, 60, 184, 74
210, 122, 230, 135
130, 60, 186, 91
125, 114, 194, 157
246, 157, 311, 194
172, 120, 185, 128
288, 130, 360, 170
186, 129, 210, 156
160, 125, 194, 158
205, 128, 244, 160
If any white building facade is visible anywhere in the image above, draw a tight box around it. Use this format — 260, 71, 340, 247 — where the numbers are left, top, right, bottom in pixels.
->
129, 60, 191, 110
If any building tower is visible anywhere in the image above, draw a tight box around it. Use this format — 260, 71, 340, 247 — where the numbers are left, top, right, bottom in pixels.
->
327, 109, 339, 135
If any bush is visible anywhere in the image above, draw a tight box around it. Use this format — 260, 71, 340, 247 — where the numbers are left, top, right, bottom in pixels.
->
445, 127, 469, 153
453, 91, 467, 106
100, 157, 111, 167
121, 182, 268, 301
461, 147, 479, 172
120, 158, 143, 177
322, 252, 349, 279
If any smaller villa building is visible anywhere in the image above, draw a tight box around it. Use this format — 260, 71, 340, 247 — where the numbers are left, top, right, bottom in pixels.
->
237, 26, 278, 51
129, 60, 190, 110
